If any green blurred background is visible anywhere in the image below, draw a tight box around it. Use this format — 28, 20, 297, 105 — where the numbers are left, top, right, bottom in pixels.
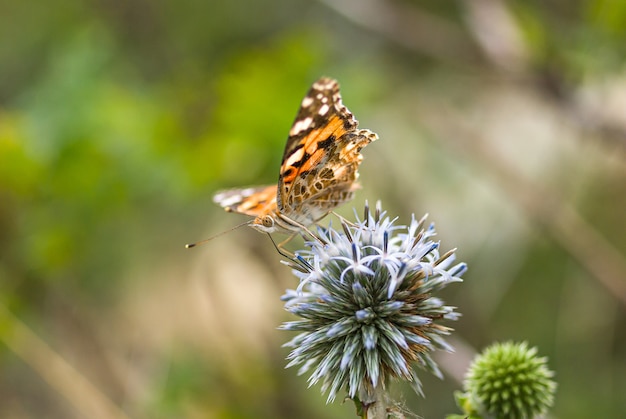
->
1, 0, 625, 417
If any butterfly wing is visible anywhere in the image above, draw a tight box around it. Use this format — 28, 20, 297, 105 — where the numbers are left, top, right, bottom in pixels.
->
212, 78, 378, 234
213, 185, 277, 217
277, 78, 377, 223
296, 128, 378, 210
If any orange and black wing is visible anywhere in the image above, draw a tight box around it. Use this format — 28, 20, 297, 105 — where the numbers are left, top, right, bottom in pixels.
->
277, 78, 377, 220
213, 185, 277, 217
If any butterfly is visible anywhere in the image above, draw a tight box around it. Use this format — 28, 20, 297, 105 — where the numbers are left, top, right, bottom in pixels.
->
213, 77, 378, 237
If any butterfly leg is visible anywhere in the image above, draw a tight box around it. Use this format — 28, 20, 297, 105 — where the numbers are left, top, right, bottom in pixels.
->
276, 233, 297, 249
268, 233, 296, 259
267, 234, 313, 271
301, 225, 327, 245
331, 211, 359, 228
276, 214, 327, 245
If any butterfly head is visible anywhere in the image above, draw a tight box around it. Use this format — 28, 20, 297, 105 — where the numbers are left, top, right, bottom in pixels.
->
250, 214, 278, 233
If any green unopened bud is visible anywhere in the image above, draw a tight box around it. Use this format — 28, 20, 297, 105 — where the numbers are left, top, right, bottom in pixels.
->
459, 341, 557, 419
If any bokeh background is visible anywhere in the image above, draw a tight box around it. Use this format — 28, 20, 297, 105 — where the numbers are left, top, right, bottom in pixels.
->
1, 0, 625, 418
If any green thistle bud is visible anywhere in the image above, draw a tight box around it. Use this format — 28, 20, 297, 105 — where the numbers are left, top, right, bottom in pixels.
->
461, 341, 557, 419
280, 202, 467, 408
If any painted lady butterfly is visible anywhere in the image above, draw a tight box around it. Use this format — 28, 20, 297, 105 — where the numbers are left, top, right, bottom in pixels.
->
213, 77, 378, 235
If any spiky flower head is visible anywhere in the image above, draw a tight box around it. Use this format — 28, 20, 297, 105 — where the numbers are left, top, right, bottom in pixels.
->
459, 341, 557, 419
280, 202, 467, 405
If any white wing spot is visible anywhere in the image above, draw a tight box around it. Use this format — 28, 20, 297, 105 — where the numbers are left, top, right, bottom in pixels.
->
301, 96, 314, 107
314, 80, 333, 89
283, 147, 305, 169
318, 104, 329, 115
289, 117, 313, 136
214, 192, 250, 207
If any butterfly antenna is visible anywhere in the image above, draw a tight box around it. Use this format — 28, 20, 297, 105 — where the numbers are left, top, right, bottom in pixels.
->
185, 220, 251, 248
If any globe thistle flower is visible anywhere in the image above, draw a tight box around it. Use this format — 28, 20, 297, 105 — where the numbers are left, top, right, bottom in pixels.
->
280, 202, 467, 411
453, 341, 557, 419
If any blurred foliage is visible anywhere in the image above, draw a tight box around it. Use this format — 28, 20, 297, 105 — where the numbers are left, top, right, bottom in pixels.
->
1, 0, 626, 418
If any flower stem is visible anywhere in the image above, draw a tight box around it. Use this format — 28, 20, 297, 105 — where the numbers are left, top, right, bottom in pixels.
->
359, 385, 387, 419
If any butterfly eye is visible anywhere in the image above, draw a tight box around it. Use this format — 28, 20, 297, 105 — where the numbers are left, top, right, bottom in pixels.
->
262, 215, 274, 228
